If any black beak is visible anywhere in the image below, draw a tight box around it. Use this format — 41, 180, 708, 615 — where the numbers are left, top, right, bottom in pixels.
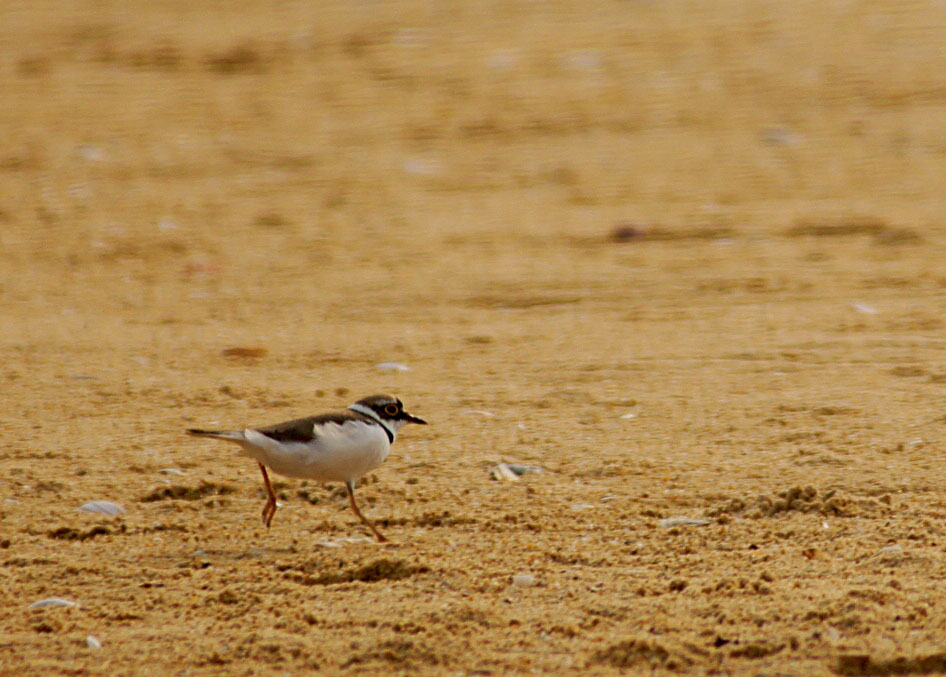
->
404, 412, 427, 425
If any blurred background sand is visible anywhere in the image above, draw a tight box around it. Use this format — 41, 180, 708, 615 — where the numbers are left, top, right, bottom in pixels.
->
3, 1, 946, 674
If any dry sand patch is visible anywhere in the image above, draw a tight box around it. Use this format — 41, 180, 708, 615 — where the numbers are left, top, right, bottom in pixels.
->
4, 1, 946, 674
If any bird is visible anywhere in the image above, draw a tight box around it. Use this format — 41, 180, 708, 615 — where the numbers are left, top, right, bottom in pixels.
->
186, 394, 426, 542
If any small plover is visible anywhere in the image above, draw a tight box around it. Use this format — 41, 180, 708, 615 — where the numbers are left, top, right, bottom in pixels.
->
187, 394, 426, 542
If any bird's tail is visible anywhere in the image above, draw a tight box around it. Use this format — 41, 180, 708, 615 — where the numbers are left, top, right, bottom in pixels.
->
186, 428, 245, 442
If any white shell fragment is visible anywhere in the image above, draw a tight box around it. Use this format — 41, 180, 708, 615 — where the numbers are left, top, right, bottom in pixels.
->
851, 302, 878, 315
158, 468, 184, 475
491, 463, 544, 482
375, 362, 411, 372
315, 536, 373, 549
877, 545, 903, 556
491, 464, 520, 482
506, 464, 543, 476
659, 517, 711, 528
512, 573, 537, 587
86, 635, 102, 649
29, 598, 77, 609
77, 501, 125, 516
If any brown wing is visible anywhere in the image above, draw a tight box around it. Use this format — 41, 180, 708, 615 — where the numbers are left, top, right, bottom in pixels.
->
254, 410, 368, 443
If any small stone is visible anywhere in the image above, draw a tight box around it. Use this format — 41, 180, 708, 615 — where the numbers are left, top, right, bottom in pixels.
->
77, 501, 125, 516
158, 468, 184, 475
570, 503, 596, 511
86, 635, 102, 649
611, 224, 647, 242
221, 346, 267, 359
512, 573, 536, 587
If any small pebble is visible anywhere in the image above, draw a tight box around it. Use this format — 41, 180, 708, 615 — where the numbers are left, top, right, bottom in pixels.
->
221, 346, 267, 359
512, 573, 536, 587
158, 468, 185, 475
611, 224, 647, 242
376, 362, 411, 372
570, 503, 596, 511
620, 412, 637, 419
659, 517, 710, 528
78, 501, 125, 516
86, 635, 102, 649
29, 598, 77, 609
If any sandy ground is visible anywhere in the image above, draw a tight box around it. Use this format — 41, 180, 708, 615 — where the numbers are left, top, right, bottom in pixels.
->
4, 1, 946, 674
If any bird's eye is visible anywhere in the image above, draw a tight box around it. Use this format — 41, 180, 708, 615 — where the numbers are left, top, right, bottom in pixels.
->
384, 404, 399, 416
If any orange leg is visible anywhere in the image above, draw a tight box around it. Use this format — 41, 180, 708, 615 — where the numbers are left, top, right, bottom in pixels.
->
258, 462, 277, 528
345, 480, 387, 542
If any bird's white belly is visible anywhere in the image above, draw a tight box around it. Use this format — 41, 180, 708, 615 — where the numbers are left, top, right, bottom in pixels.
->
239, 422, 390, 483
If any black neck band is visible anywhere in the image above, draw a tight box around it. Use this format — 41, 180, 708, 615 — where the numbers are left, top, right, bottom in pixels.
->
376, 420, 395, 444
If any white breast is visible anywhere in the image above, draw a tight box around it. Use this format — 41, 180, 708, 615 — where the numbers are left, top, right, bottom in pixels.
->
239, 421, 391, 482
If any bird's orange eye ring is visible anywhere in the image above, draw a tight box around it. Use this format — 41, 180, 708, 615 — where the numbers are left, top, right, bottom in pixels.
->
384, 404, 399, 416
